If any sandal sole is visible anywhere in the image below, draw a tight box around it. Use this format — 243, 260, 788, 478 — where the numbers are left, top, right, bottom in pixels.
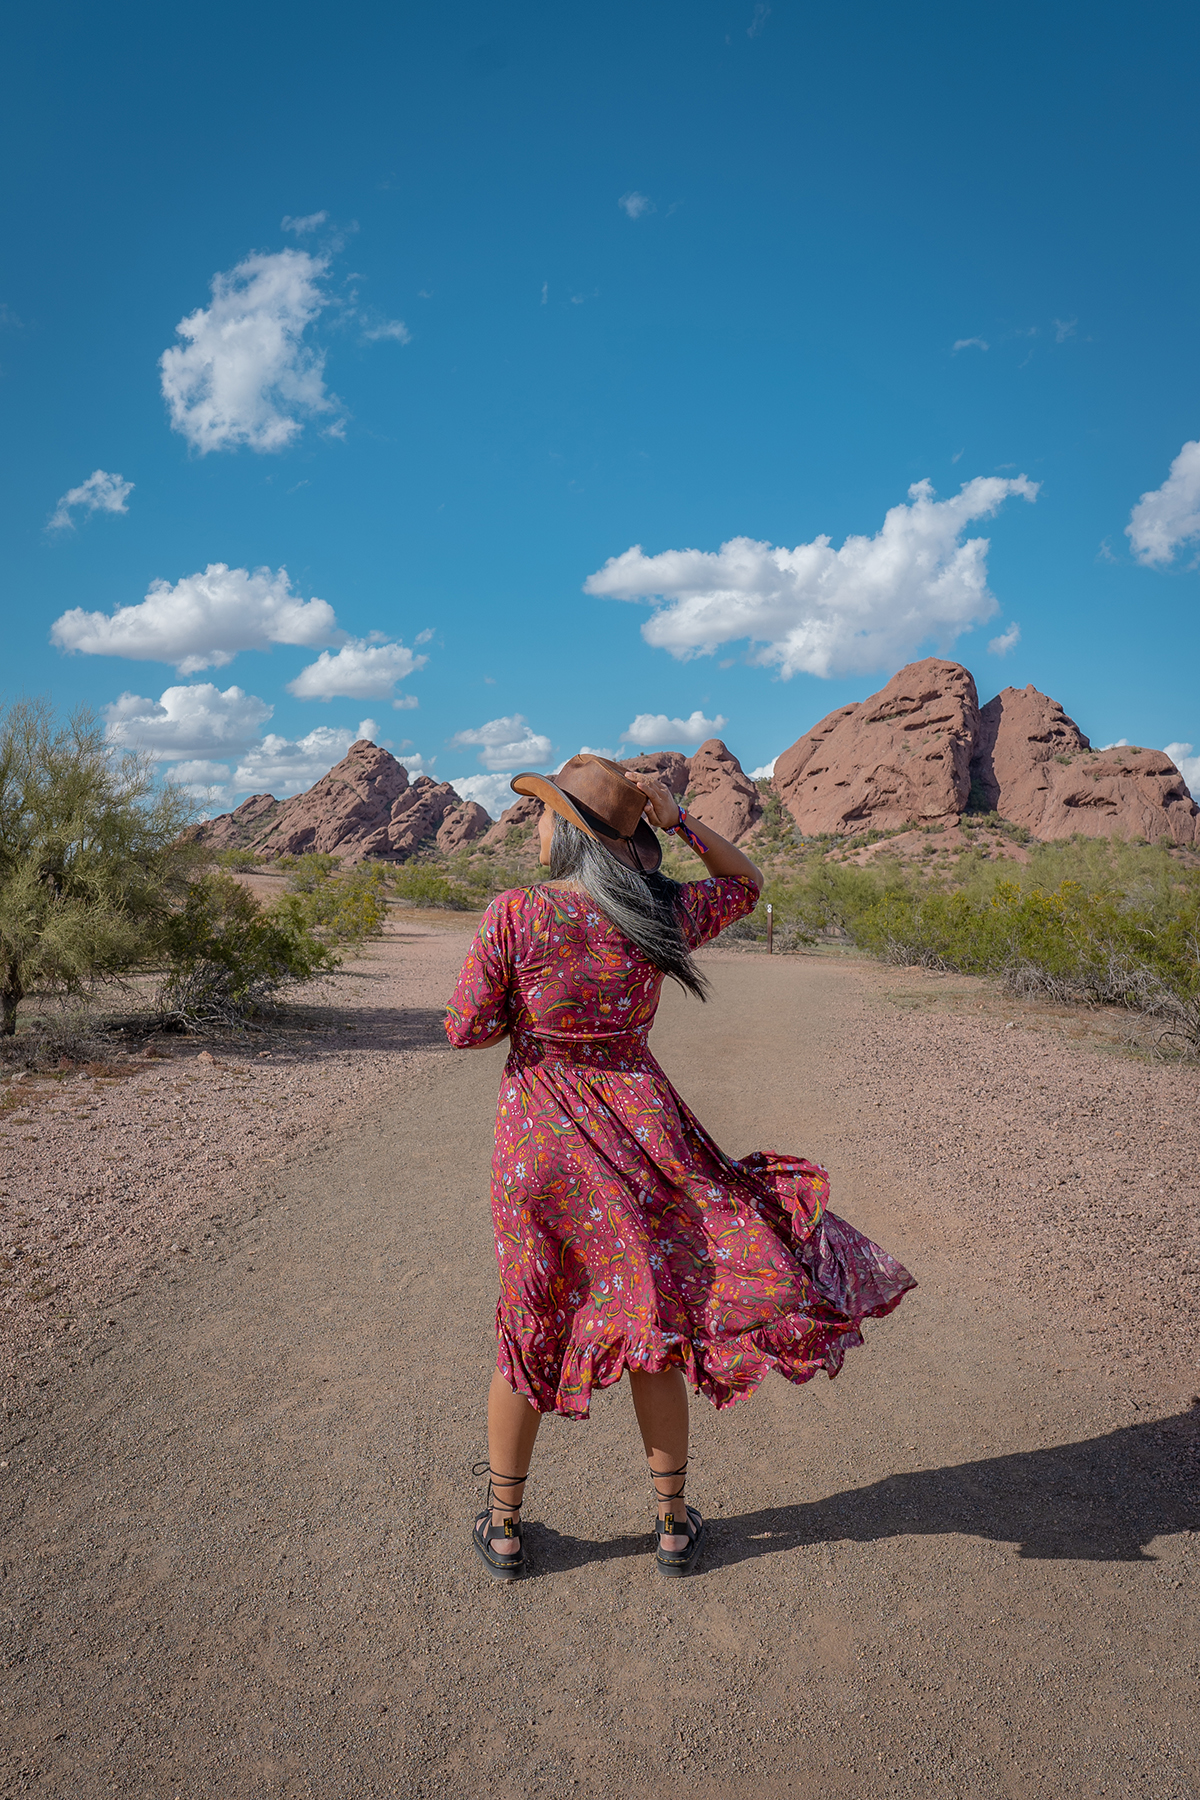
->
472, 1521, 526, 1581
656, 1521, 706, 1577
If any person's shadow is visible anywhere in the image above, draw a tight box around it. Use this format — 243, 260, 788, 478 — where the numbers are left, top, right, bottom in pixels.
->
527, 1405, 1200, 1572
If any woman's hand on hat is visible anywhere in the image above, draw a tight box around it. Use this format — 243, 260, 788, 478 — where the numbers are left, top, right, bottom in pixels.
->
624, 771, 682, 831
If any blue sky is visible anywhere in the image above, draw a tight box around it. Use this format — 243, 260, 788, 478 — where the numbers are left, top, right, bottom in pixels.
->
4, 0, 1199, 816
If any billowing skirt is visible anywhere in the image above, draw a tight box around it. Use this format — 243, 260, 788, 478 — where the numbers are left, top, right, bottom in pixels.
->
490, 1049, 915, 1417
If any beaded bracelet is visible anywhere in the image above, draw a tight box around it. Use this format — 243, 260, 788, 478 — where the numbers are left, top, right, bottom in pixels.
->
667, 809, 709, 858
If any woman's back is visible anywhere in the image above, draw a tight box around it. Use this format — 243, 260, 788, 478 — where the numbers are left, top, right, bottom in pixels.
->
446, 877, 756, 1061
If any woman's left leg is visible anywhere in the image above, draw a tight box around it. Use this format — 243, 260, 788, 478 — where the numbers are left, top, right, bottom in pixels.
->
484, 1368, 543, 1556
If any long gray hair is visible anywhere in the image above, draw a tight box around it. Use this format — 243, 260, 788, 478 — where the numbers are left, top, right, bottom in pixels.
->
547, 814, 709, 1001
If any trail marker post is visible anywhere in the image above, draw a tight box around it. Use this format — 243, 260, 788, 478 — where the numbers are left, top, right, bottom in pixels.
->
766, 902, 773, 955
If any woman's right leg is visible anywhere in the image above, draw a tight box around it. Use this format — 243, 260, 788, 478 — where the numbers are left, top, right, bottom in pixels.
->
628, 1366, 692, 1554
485, 1367, 542, 1556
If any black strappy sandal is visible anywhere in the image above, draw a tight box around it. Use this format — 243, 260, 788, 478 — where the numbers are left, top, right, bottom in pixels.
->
471, 1462, 529, 1581
650, 1460, 705, 1577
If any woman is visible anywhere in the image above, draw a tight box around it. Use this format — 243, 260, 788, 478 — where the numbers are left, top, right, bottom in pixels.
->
445, 754, 915, 1580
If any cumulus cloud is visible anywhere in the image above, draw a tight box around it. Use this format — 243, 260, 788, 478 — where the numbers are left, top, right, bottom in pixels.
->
47, 469, 133, 532
286, 637, 427, 702
102, 684, 273, 759
1164, 742, 1200, 792
618, 191, 655, 219
1126, 440, 1200, 566
159, 249, 338, 453
749, 758, 777, 779
444, 772, 523, 819
281, 212, 328, 235
585, 475, 1038, 680
988, 621, 1021, 656
620, 709, 728, 746
51, 563, 340, 674
449, 715, 552, 772
229, 721, 381, 796
952, 337, 989, 353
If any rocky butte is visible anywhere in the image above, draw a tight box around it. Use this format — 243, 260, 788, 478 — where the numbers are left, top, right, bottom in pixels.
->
771, 659, 1198, 847
188, 662, 1198, 861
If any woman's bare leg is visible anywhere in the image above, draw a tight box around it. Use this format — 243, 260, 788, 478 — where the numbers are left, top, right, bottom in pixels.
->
628, 1366, 692, 1553
485, 1368, 542, 1555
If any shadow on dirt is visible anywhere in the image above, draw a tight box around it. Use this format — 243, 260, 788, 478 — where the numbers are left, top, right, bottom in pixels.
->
527, 1407, 1200, 1573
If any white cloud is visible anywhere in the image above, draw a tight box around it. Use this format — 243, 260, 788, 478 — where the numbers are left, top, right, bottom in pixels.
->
360, 318, 411, 343
618, 191, 655, 219
445, 772, 522, 819
51, 563, 340, 674
281, 211, 328, 235
952, 337, 989, 353
988, 621, 1021, 656
1053, 317, 1077, 343
585, 475, 1039, 680
620, 709, 728, 746
159, 249, 338, 453
748, 2, 771, 34
1164, 742, 1200, 792
577, 745, 617, 760
449, 714, 552, 772
47, 469, 133, 532
1126, 440, 1200, 566
229, 721, 380, 797
103, 684, 273, 759
286, 637, 427, 702
749, 758, 777, 779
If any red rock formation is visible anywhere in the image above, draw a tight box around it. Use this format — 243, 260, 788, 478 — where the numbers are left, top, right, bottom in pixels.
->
685, 740, 762, 841
974, 690, 1198, 842
437, 800, 492, 853
253, 741, 410, 859
182, 792, 280, 852
620, 752, 691, 797
191, 742, 488, 863
970, 686, 1091, 811
479, 793, 542, 850
774, 659, 981, 835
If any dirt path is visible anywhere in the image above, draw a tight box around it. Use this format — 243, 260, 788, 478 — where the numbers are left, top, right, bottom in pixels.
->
2, 944, 1197, 1799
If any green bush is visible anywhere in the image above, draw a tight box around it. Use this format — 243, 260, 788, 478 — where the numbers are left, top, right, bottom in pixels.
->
0, 697, 197, 1034
214, 848, 260, 872
276, 851, 341, 890
389, 865, 482, 910
276, 858, 390, 943
160, 872, 338, 1029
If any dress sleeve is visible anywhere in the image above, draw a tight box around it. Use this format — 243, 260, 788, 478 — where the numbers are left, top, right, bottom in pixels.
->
675, 874, 760, 951
444, 894, 516, 1047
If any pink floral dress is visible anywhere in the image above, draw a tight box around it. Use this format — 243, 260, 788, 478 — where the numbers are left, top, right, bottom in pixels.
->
445, 876, 915, 1418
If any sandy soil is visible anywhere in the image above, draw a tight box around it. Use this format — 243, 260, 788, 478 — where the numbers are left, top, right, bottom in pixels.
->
1, 930, 1197, 1797
0, 913, 479, 1393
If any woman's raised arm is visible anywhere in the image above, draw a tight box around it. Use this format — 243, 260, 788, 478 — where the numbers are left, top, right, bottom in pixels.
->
624, 773, 764, 888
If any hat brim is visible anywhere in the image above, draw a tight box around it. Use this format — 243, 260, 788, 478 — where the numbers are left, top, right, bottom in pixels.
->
510, 772, 662, 874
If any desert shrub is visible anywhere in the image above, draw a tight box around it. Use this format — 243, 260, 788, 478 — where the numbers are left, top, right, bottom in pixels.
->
0, 698, 197, 1035
214, 848, 260, 872
276, 851, 341, 889
160, 872, 337, 1030
855, 876, 1200, 1050
389, 866, 481, 910
274, 858, 390, 944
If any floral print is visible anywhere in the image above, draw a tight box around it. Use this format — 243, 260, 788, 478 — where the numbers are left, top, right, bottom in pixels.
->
445, 876, 915, 1418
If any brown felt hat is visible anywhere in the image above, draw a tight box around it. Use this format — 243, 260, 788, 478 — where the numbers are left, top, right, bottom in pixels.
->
511, 754, 663, 874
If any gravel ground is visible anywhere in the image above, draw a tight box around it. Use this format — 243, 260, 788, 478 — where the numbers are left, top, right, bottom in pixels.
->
0, 914, 478, 1397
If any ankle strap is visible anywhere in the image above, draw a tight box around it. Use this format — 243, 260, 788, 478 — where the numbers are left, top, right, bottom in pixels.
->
473, 1461, 530, 1511
649, 1460, 688, 1499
